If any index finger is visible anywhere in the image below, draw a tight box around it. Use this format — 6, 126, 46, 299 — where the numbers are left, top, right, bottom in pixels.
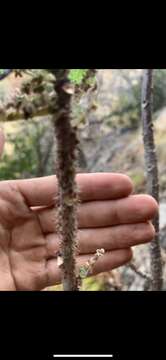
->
13, 173, 133, 206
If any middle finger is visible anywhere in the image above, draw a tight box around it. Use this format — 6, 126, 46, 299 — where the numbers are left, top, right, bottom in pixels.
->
34, 194, 158, 233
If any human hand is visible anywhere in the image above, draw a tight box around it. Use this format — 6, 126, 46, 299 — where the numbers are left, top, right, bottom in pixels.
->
0, 131, 158, 290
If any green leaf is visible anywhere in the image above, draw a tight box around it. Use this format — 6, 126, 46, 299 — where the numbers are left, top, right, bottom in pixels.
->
69, 69, 88, 85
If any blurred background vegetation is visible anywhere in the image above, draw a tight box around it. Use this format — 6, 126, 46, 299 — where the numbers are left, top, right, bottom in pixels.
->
1, 69, 166, 290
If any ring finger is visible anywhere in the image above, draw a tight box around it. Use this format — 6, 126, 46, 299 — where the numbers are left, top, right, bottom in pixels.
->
45, 222, 155, 258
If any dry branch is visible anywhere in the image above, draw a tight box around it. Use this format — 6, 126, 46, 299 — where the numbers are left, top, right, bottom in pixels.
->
53, 70, 79, 291
141, 69, 163, 291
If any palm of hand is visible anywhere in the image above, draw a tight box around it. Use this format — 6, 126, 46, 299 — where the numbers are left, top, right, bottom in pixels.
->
0, 174, 157, 291
0, 182, 53, 291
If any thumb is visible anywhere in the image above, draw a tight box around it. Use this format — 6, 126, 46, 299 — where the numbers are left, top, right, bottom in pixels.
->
0, 128, 5, 158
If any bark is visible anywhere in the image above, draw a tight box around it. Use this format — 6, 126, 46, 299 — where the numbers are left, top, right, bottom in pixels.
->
141, 69, 163, 291
53, 69, 79, 291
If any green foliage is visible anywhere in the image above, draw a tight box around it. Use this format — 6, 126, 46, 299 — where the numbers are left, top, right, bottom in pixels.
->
69, 69, 96, 94
153, 70, 166, 112
69, 69, 88, 85
50, 276, 106, 291
0, 120, 54, 180
0, 69, 94, 88
81, 276, 106, 291
0, 69, 90, 85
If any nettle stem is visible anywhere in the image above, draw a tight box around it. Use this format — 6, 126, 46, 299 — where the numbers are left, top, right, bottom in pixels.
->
53, 70, 79, 291
141, 69, 163, 291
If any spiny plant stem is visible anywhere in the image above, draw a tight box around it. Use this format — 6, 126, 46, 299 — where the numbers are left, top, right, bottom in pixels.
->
141, 69, 163, 291
53, 69, 79, 291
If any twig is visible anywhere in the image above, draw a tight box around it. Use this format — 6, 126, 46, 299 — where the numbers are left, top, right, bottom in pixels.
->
141, 69, 163, 290
0, 106, 51, 122
53, 70, 79, 291
128, 262, 151, 282
78, 249, 105, 279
